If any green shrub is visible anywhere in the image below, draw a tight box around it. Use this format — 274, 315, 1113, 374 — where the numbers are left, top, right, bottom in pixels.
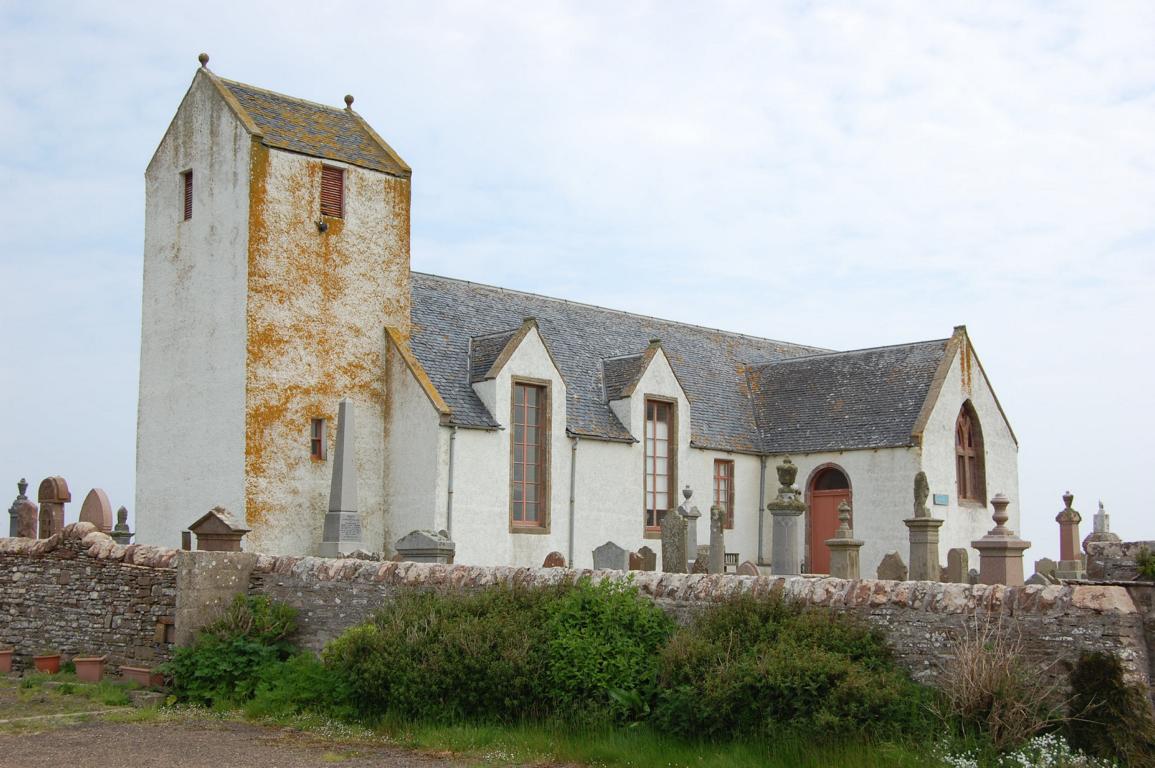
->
165, 595, 299, 707
245, 652, 353, 720
1135, 547, 1155, 581
1066, 651, 1155, 767
542, 577, 674, 721
651, 594, 931, 741
323, 587, 555, 722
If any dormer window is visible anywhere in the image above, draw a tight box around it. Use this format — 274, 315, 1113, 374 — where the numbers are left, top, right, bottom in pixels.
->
181, 170, 193, 220
321, 166, 344, 218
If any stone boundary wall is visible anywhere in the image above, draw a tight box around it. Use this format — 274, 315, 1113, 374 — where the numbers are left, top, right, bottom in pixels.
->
247, 554, 1152, 690
1086, 539, 1155, 581
0, 524, 178, 671
0, 534, 1151, 696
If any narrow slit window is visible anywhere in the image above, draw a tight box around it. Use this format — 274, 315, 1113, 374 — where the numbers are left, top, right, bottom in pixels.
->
321, 166, 344, 218
182, 170, 193, 220
310, 418, 327, 461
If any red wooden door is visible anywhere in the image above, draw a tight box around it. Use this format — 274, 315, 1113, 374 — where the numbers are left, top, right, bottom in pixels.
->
808, 490, 848, 574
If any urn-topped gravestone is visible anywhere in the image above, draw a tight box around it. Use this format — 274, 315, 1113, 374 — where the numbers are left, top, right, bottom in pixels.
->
768, 458, 805, 575
904, 471, 944, 581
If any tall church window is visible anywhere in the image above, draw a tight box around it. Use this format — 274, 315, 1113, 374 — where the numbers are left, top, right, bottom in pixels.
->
955, 403, 985, 503
644, 399, 675, 531
713, 459, 734, 529
511, 381, 548, 528
321, 165, 344, 218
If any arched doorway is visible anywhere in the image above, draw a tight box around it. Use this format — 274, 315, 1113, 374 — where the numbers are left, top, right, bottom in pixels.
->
807, 466, 851, 574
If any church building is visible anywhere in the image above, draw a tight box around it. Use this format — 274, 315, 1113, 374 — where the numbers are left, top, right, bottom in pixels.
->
136, 60, 1020, 573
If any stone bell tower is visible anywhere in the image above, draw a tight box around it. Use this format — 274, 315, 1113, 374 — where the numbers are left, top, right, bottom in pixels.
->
137, 54, 411, 554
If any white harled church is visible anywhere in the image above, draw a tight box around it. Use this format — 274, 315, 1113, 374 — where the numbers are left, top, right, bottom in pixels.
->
136, 59, 1020, 573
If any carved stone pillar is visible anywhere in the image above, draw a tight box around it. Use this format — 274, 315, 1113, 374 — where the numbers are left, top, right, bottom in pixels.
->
768, 458, 805, 575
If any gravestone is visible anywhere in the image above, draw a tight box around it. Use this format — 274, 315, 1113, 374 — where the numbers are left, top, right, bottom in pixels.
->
660, 509, 687, 573
542, 551, 566, 568
8, 478, 38, 538
637, 545, 657, 572
767, 458, 805, 575
678, 487, 701, 571
1083, 501, 1120, 549
944, 548, 969, 583
708, 505, 726, 574
188, 506, 250, 552
1025, 572, 1051, 586
593, 541, 630, 571
691, 556, 709, 574
904, 472, 944, 581
972, 493, 1030, 586
736, 560, 761, 577
394, 529, 455, 563
1054, 492, 1086, 579
37, 476, 70, 539
628, 551, 643, 570
320, 399, 364, 557
824, 500, 863, 579
110, 506, 133, 545
877, 551, 908, 581
967, 568, 979, 585
1033, 557, 1057, 579
78, 488, 114, 533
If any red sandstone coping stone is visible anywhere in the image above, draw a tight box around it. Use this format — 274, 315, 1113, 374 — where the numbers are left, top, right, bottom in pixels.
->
1071, 585, 1138, 613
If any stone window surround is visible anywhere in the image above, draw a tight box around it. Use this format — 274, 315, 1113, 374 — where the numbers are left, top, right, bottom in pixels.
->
643, 395, 678, 538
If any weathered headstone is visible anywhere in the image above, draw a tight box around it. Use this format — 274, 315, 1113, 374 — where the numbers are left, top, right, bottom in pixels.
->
1033, 557, 1057, 579
394, 529, 455, 563
678, 487, 701, 571
37, 476, 70, 539
628, 551, 643, 570
708, 505, 726, 574
8, 478, 38, 538
637, 545, 657, 572
1025, 572, 1052, 586
825, 500, 863, 579
944, 548, 969, 583
78, 488, 114, 533
768, 458, 805, 575
593, 541, 630, 571
660, 508, 687, 573
877, 551, 908, 581
110, 506, 133, 545
905, 471, 944, 581
188, 506, 250, 552
320, 399, 364, 557
736, 560, 761, 577
967, 568, 979, 585
1054, 491, 1086, 579
691, 555, 709, 574
542, 551, 567, 568
972, 493, 1031, 586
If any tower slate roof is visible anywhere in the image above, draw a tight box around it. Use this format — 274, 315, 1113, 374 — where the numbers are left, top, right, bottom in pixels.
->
215, 76, 410, 176
408, 273, 952, 454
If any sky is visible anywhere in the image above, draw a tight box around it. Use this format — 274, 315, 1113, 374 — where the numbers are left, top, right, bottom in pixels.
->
1, 1, 1153, 561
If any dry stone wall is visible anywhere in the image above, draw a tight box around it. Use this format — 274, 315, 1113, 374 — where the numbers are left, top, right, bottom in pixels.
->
1086, 539, 1155, 581
0, 524, 178, 671
0, 532, 1151, 696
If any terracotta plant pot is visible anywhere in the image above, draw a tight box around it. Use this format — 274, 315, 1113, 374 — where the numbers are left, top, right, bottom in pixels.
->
120, 665, 163, 688
32, 654, 61, 674
73, 656, 107, 684
0, 649, 12, 674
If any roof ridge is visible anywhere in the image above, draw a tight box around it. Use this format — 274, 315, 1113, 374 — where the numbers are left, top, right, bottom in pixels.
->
470, 326, 521, 342
217, 76, 350, 115
757, 337, 951, 366
412, 271, 830, 352
602, 351, 646, 363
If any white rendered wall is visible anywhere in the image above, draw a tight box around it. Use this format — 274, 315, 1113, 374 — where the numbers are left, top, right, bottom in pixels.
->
382, 340, 444, 553
242, 147, 410, 555
680, 450, 765, 565
919, 342, 1020, 570
136, 72, 250, 548
449, 327, 571, 565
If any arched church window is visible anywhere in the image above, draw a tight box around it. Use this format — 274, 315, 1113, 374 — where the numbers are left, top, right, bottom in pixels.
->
813, 467, 849, 491
955, 404, 985, 503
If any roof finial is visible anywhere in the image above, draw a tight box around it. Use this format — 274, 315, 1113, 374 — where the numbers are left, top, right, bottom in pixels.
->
344, 94, 354, 109
198, 52, 210, 68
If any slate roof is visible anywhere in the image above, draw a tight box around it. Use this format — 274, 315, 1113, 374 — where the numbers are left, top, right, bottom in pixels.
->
219, 78, 409, 176
469, 327, 519, 383
602, 354, 648, 401
748, 340, 950, 453
409, 273, 834, 450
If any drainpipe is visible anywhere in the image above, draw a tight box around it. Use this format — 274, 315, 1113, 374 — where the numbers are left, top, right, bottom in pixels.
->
446, 425, 458, 537
757, 454, 767, 565
568, 436, 579, 566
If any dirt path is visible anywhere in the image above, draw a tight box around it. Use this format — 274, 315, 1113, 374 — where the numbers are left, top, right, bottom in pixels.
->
0, 718, 472, 768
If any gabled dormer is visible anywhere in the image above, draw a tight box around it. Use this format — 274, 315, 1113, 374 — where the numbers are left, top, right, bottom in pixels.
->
469, 318, 566, 427
603, 339, 691, 440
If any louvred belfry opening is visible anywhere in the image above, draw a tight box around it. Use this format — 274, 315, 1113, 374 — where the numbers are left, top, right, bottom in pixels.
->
321, 165, 344, 218
182, 170, 193, 220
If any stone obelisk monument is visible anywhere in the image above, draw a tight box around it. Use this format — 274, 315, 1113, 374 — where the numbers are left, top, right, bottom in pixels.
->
320, 399, 364, 557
